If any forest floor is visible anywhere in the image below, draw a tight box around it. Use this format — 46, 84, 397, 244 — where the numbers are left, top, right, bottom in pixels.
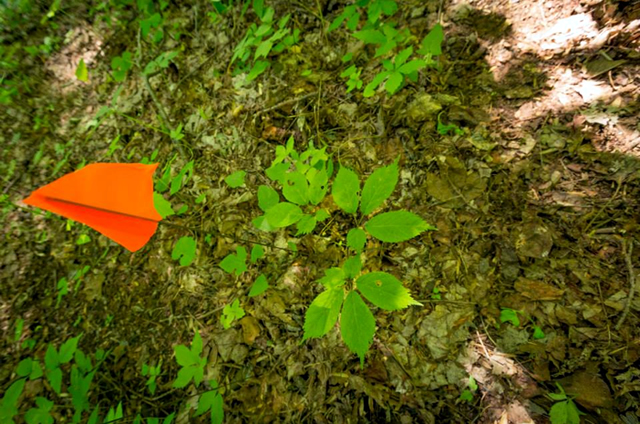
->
1, 0, 640, 423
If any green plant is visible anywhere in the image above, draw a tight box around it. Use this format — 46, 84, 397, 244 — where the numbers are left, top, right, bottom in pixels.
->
363, 46, 425, 96
548, 383, 583, 424
220, 299, 246, 329
249, 140, 434, 365
172, 236, 197, 266
111, 51, 132, 82
340, 65, 363, 93
173, 331, 207, 388
142, 361, 163, 395
231, 1, 299, 81
459, 376, 478, 402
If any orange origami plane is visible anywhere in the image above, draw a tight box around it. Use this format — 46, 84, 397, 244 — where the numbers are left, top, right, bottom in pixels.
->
23, 163, 162, 252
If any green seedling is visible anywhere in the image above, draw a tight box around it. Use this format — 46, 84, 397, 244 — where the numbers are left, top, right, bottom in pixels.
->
111, 52, 132, 82
142, 361, 162, 395
220, 299, 245, 329
548, 383, 583, 424
224, 170, 246, 188
219, 242, 269, 296
340, 65, 363, 93
173, 331, 207, 388
459, 375, 478, 402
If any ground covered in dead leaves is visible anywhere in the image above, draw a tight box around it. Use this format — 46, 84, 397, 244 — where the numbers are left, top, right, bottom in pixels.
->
1, 0, 640, 423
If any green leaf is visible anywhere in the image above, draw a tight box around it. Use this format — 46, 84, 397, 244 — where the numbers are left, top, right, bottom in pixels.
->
308, 169, 329, 205
332, 166, 360, 214
76, 234, 91, 245
343, 255, 362, 279
75, 58, 88, 82
500, 308, 520, 327
363, 71, 391, 97
365, 211, 434, 242
255, 39, 273, 59
170, 161, 194, 195
353, 29, 385, 44
224, 170, 246, 188
47, 368, 62, 394
418, 23, 444, 56
219, 246, 248, 276
346, 228, 367, 253
249, 274, 269, 297
398, 59, 427, 74
174, 345, 194, 367
282, 171, 309, 205
315, 209, 330, 222
59, 335, 81, 363
171, 236, 197, 266
357, 272, 422, 310
459, 389, 473, 402
550, 401, 571, 424
257, 185, 279, 211
264, 202, 304, 228
246, 60, 270, 81
340, 291, 376, 367
17, 358, 33, 377
172, 366, 196, 388
533, 325, 546, 339
221, 299, 245, 329
44, 345, 59, 370
192, 331, 203, 357
303, 289, 344, 340
385, 71, 403, 94
318, 268, 346, 289
30, 361, 43, 380
250, 245, 264, 263
360, 162, 398, 215
154, 192, 174, 218
295, 214, 317, 236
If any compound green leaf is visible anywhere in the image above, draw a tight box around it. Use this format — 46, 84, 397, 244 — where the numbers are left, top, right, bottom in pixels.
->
346, 228, 367, 253
360, 162, 398, 215
357, 272, 422, 311
224, 170, 246, 188
247, 60, 269, 81
315, 209, 330, 222
257, 185, 279, 212
282, 171, 309, 205
365, 211, 435, 242
195, 388, 223, 420
265, 202, 303, 228
303, 288, 344, 341
340, 291, 375, 367
332, 166, 360, 214
171, 236, 197, 266
249, 274, 269, 297
363, 71, 391, 97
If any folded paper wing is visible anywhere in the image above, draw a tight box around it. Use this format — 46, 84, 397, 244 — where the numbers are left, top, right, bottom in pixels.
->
23, 163, 162, 252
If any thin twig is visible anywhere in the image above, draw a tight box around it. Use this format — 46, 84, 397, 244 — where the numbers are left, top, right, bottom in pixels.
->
616, 239, 637, 330
256, 91, 318, 116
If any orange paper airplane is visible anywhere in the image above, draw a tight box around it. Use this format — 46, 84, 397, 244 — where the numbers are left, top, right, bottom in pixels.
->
23, 163, 162, 252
